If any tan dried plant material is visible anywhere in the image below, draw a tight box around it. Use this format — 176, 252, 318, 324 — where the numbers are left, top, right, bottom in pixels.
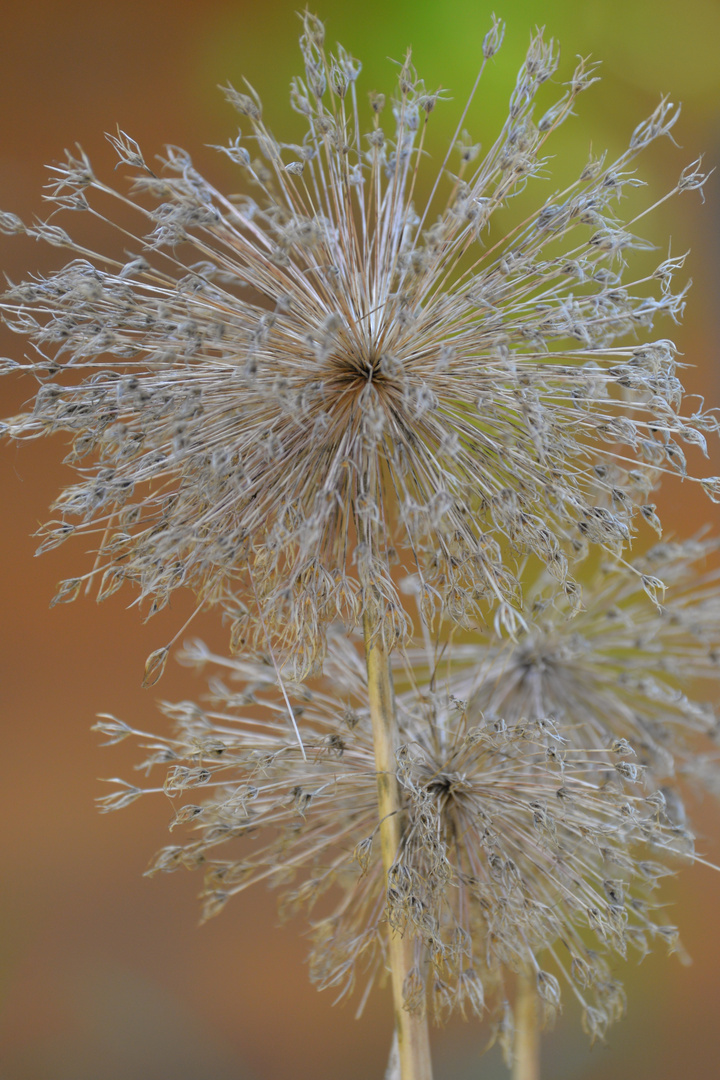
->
406, 535, 720, 795
1, 14, 716, 674
94, 631, 699, 1041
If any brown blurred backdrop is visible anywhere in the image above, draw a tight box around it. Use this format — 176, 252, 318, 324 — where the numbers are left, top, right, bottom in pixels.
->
1, 1, 719, 1078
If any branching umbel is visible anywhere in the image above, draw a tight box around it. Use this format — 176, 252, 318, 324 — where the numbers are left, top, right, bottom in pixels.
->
94, 628, 710, 1057
2, 12, 719, 1080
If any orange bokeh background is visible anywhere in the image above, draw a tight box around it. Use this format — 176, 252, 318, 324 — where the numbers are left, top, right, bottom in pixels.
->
1, 2, 718, 1078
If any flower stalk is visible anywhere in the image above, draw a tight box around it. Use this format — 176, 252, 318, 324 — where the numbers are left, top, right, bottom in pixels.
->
364, 609, 433, 1080
513, 974, 540, 1080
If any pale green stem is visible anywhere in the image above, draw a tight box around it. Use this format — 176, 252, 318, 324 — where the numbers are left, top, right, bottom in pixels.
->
363, 611, 433, 1080
513, 973, 540, 1080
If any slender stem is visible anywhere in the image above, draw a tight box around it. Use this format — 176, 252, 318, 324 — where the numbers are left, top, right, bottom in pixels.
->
513, 973, 540, 1080
363, 610, 433, 1080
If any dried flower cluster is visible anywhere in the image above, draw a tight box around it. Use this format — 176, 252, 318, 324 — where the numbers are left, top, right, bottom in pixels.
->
0, 15, 716, 677
95, 628, 701, 1041
411, 535, 720, 793
3, 11, 719, 1072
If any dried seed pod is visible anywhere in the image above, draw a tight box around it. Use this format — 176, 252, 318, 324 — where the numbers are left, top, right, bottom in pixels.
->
1, 20, 714, 675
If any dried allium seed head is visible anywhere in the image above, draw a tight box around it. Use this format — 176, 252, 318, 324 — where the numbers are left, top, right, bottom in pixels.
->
436, 537, 720, 803
96, 631, 694, 1035
2, 15, 717, 674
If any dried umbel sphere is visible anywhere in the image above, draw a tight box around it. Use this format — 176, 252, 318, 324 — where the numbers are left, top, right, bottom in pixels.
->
427, 536, 720, 799
95, 633, 695, 1040
1, 15, 716, 676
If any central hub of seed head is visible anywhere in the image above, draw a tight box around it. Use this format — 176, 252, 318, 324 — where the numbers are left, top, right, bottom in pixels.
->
325, 348, 395, 400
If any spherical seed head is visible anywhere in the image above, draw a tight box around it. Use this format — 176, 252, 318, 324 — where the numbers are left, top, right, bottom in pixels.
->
2, 15, 717, 672
439, 536, 720, 796
99, 631, 692, 1035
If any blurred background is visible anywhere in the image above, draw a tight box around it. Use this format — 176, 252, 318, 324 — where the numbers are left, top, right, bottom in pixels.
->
0, 0, 719, 1078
